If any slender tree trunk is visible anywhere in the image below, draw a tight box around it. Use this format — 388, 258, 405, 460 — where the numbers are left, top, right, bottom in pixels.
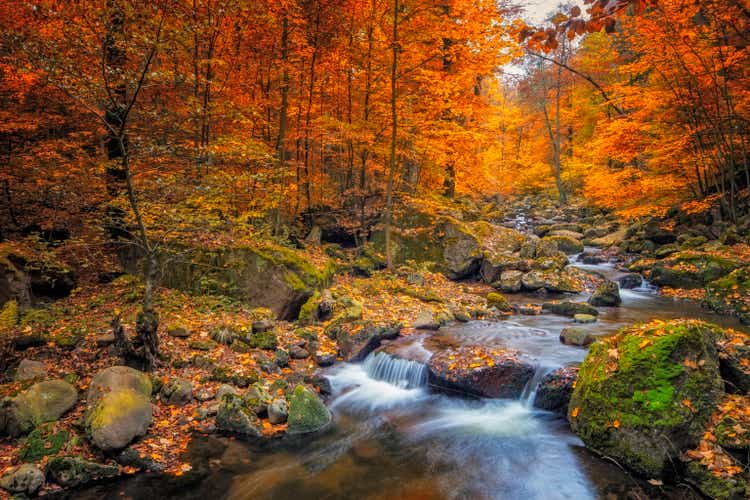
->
275, 13, 290, 234
384, 0, 399, 270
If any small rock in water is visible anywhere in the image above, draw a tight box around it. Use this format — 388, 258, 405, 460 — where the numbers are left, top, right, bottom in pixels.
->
518, 304, 542, 315
574, 313, 597, 324
560, 327, 595, 347
618, 273, 643, 289
533, 367, 578, 414
588, 281, 622, 307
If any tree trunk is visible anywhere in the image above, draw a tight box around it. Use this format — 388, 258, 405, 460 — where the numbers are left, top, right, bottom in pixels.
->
384, 0, 399, 270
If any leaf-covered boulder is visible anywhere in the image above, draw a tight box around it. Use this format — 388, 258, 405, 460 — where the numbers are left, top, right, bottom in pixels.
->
705, 267, 750, 325
541, 235, 583, 255
428, 346, 535, 399
648, 251, 740, 289
568, 320, 725, 478
85, 366, 153, 451
534, 366, 578, 414
0, 380, 77, 437
287, 385, 331, 435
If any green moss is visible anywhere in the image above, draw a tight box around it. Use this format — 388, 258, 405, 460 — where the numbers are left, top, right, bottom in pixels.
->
298, 291, 320, 324
0, 299, 18, 331
685, 460, 748, 499
287, 385, 331, 434
705, 267, 750, 323
188, 339, 218, 351
209, 366, 258, 387
486, 292, 512, 312
244, 329, 278, 350
569, 320, 725, 477
87, 390, 147, 430
20, 423, 70, 462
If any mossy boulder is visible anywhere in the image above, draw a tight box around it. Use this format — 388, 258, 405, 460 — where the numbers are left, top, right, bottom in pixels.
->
588, 281, 622, 307
569, 320, 725, 478
243, 329, 278, 350
486, 292, 512, 312
0, 380, 77, 437
542, 301, 598, 318
521, 269, 584, 293
19, 423, 70, 462
287, 385, 331, 435
14, 359, 47, 381
121, 243, 335, 320
215, 393, 263, 437
328, 320, 401, 362
542, 235, 583, 255
0, 463, 44, 495
46, 456, 120, 488
684, 459, 748, 500
705, 267, 750, 324
85, 366, 153, 451
649, 251, 740, 289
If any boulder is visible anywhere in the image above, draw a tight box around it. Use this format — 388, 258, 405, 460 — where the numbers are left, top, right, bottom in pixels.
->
0, 464, 44, 495
167, 324, 191, 338
542, 301, 599, 318
160, 378, 193, 406
413, 309, 440, 330
328, 320, 401, 362
547, 229, 584, 240
705, 267, 750, 324
588, 281, 622, 307
533, 367, 578, 414
618, 273, 643, 289
442, 221, 483, 279
14, 359, 47, 381
0, 380, 77, 437
215, 393, 263, 437
268, 399, 289, 424
542, 235, 583, 255
428, 346, 535, 399
121, 243, 335, 320
589, 228, 627, 248
46, 456, 119, 488
289, 345, 310, 359
573, 314, 597, 324
716, 332, 750, 394
486, 292, 513, 313
315, 352, 336, 367
649, 252, 739, 289
287, 385, 332, 435
85, 366, 153, 451
496, 270, 523, 293
560, 327, 595, 347
569, 320, 725, 478
578, 251, 606, 265
522, 269, 584, 293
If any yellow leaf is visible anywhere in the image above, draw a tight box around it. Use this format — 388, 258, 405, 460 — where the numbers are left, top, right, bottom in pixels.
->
571, 407, 580, 418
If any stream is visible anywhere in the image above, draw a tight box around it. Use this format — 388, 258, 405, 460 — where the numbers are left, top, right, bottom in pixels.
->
70, 255, 747, 500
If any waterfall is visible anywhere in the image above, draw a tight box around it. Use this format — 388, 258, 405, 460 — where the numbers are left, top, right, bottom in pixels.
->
363, 352, 428, 389
520, 365, 554, 407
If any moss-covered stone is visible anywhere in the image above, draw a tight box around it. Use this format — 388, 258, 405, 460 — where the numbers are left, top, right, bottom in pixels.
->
0, 299, 18, 331
542, 235, 583, 255
19, 423, 70, 462
684, 459, 748, 500
85, 389, 152, 451
1, 380, 78, 437
569, 320, 725, 478
287, 385, 331, 435
542, 301, 598, 317
486, 292, 512, 312
189, 339, 218, 351
209, 366, 258, 388
649, 251, 740, 289
705, 267, 750, 324
46, 456, 120, 488
244, 329, 278, 350
215, 393, 262, 437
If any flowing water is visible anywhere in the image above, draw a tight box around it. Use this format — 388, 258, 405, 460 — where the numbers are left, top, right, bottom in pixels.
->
71, 255, 747, 500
